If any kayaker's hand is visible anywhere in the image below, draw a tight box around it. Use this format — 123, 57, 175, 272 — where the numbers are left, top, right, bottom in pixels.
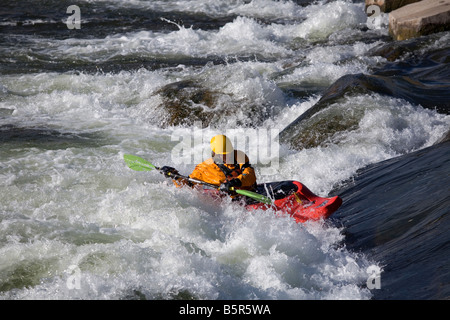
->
219, 178, 242, 192
160, 166, 179, 178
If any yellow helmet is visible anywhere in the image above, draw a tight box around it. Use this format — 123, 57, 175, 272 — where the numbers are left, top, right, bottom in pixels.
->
210, 135, 234, 155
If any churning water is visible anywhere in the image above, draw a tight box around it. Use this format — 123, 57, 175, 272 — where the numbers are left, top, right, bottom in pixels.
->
1, 0, 449, 300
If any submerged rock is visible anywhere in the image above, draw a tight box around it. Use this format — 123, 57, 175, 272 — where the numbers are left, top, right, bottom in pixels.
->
154, 80, 220, 127
279, 74, 376, 150
280, 70, 449, 150
153, 79, 278, 128
281, 37, 450, 150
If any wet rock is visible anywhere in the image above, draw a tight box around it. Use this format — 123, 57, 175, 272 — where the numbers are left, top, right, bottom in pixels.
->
279, 74, 377, 150
279, 101, 363, 150
279, 70, 450, 150
368, 34, 433, 61
438, 128, 450, 143
153, 80, 276, 128
368, 34, 450, 85
365, 0, 421, 13
389, 0, 450, 40
154, 80, 220, 127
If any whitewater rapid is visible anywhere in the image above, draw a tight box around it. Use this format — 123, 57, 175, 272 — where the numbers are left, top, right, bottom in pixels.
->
1, 0, 449, 300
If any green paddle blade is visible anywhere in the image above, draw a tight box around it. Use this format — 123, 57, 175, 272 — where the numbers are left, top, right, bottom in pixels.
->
235, 189, 272, 205
124, 154, 156, 171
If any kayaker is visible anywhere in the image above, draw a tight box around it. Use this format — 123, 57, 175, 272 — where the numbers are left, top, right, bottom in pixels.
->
161, 134, 257, 195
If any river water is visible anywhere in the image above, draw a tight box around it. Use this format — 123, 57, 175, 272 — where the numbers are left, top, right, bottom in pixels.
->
1, 0, 449, 300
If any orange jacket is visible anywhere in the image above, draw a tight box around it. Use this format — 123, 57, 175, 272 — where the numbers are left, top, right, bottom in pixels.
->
175, 150, 257, 191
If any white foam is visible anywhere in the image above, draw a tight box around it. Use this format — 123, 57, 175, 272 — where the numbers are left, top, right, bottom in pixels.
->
89, 0, 305, 19
3, 0, 448, 301
6, 2, 368, 63
7, 94, 444, 300
69, 16, 293, 59
0, 196, 375, 299
273, 95, 450, 195
294, 1, 367, 40
1, 115, 380, 299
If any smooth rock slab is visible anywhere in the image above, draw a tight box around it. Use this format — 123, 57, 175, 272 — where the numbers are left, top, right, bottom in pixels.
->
389, 0, 450, 40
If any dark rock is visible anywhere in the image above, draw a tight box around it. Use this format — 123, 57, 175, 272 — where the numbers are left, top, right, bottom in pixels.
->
365, 0, 422, 13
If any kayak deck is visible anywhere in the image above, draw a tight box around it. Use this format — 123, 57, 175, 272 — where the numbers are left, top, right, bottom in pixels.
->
245, 181, 342, 223
202, 180, 342, 223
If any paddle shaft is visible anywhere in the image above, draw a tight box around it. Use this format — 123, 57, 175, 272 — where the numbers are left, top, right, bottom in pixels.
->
158, 168, 221, 190
123, 154, 272, 204
162, 169, 271, 203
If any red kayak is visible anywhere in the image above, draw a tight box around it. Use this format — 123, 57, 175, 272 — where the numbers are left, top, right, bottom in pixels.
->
246, 181, 342, 223
203, 180, 342, 223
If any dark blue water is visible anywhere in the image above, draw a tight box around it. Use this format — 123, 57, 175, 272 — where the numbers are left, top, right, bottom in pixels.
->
334, 138, 450, 299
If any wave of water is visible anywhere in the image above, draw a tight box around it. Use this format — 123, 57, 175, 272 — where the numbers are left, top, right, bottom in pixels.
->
0, 0, 449, 300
